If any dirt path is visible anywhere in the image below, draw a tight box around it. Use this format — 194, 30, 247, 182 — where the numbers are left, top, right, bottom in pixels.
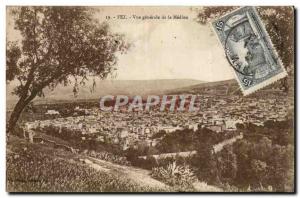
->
213, 133, 243, 153
81, 157, 171, 190
81, 157, 223, 192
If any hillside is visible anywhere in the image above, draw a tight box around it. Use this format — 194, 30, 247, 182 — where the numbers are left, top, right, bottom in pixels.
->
168, 79, 241, 95
167, 77, 290, 97
6, 136, 169, 192
7, 136, 221, 192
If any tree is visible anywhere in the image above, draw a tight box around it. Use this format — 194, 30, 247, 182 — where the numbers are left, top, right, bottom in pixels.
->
218, 146, 237, 181
197, 6, 294, 91
192, 142, 220, 185
250, 159, 267, 187
6, 7, 129, 133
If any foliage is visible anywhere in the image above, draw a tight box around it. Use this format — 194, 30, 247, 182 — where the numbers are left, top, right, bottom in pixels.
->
7, 7, 129, 95
218, 120, 294, 191
191, 141, 221, 185
6, 6, 129, 132
217, 146, 238, 180
156, 127, 236, 153
151, 130, 166, 139
85, 150, 131, 166
151, 162, 197, 190
244, 119, 293, 146
38, 125, 122, 154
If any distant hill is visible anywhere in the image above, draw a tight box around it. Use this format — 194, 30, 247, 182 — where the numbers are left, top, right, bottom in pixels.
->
168, 77, 289, 97
7, 79, 204, 107
168, 79, 241, 96
7, 75, 290, 109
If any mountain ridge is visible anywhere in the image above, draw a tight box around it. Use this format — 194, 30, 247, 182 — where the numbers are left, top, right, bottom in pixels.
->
6, 79, 205, 107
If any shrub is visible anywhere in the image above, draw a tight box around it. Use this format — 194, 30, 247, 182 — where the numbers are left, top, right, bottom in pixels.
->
151, 162, 197, 190
85, 150, 131, 166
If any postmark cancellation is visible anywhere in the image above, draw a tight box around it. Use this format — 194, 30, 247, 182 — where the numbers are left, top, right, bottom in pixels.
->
212, 6, 288, 96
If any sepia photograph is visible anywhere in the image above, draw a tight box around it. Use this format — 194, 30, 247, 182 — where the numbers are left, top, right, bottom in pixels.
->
6, 5, 295, 193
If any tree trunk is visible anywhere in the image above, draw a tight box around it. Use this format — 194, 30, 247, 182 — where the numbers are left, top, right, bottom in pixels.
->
7, 91, 38, 134
7, 99, 29, 133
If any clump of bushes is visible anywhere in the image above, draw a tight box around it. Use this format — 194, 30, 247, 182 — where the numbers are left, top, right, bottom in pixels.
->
151, 162, 197, 190
84, 150, 131, 166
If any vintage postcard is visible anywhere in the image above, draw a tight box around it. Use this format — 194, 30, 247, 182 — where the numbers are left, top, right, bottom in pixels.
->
6, 6, 294, 192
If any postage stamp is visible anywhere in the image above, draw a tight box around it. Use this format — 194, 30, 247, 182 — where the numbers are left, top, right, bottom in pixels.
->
212, 6, 288, 96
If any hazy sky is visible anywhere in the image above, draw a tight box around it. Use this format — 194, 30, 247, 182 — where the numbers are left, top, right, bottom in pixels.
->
7, 6, 235, 82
